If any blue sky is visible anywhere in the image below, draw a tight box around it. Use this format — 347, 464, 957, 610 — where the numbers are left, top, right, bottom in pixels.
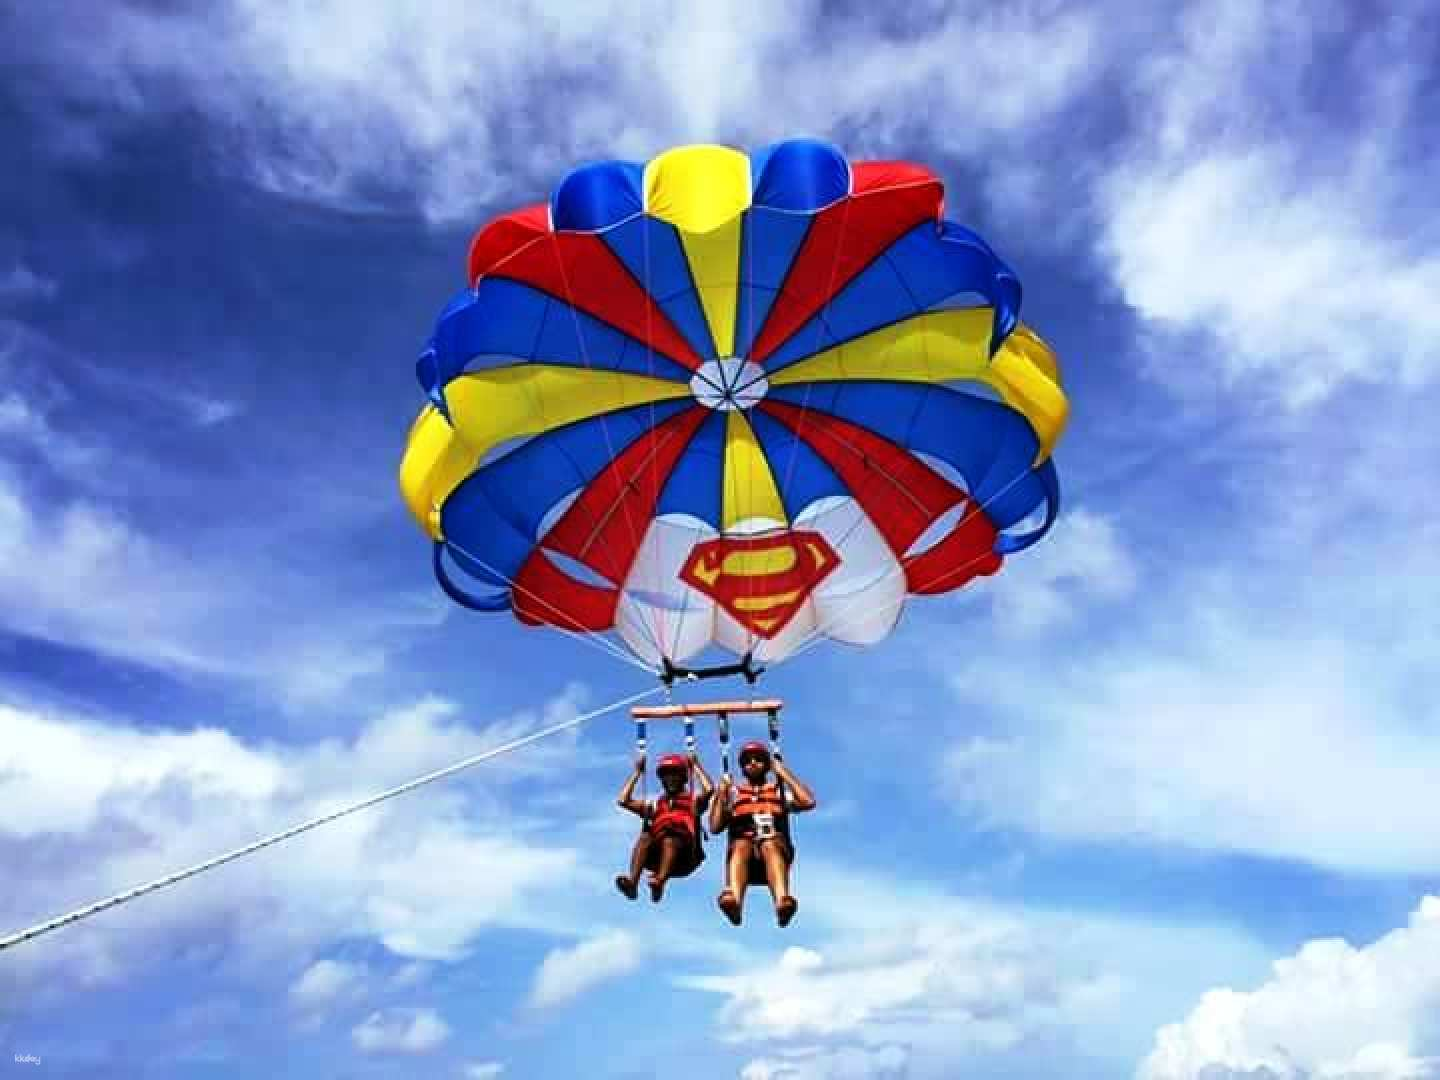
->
2, 1, 1440, 1077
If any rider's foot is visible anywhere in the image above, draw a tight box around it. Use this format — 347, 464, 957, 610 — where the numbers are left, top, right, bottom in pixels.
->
776, 895, 798, 927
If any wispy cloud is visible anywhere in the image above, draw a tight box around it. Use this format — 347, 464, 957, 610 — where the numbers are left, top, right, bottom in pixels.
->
351, 1007, 451, 1055
0, 463, 443, 705
5, 4, 1436, 1077
0, 445, 444, 706
960, 508, 1138, 639
0, 261, 57, 302
933, 359, 1440, 877
525, 928, 643, 1011
16, 0, 1435, 420
1096, 1, 1440, 406
1140, 895, 1440, 1080
289, 958, 367, 1012
9, 1, 1107, 223
942, 589, 1440, 875
0, 312, 418, 706
741, 1044, 910, 1080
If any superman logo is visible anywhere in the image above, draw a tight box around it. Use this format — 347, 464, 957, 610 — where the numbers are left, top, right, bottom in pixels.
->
679, 531, 840, 638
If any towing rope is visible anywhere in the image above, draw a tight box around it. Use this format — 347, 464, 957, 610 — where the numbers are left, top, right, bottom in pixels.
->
0, 685, 661, 955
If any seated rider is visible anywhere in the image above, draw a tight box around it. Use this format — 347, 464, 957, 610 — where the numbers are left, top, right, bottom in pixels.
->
615, 751, 714, 903
708, 740, 816, 928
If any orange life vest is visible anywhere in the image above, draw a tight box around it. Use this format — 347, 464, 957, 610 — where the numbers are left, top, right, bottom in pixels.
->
728, 782, 789, 841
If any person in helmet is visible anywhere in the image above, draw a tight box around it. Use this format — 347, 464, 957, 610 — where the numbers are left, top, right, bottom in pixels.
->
615, 750, 714, 902
708, 740, 816, 928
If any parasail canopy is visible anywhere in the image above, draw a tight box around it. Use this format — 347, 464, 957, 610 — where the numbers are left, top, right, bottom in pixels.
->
399, 138, 1068, 672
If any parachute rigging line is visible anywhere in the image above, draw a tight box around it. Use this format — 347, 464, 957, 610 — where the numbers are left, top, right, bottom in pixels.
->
440, 534, 657, 675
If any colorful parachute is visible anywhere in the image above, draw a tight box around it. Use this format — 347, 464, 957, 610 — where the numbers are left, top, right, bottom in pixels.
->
399, 139, 1067, 671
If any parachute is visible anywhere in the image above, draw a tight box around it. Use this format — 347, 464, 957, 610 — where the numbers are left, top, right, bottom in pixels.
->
399, 139, 1067, 674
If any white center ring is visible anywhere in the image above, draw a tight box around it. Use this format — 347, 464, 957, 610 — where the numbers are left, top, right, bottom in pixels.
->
689, 357, 768, 412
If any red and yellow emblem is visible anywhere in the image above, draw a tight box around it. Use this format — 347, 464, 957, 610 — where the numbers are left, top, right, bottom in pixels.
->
679, 531, 841, 638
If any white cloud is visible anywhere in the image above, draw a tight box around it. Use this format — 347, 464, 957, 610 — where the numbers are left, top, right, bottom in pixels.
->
526, 928, 643, 1010
966, 509, 1137, 638
688, 921, 1070, 1051
0, 392, 49, 442
0, 262, 56, 302
18, 1, 1434, 416
0, 328, 108, 478
11, 1, 1106, 223
464, 1065, 505, 1080
1096, 1, 1440, 405
289, 958, 366, 1011
0, 321, 421, 707
0, 480, 226, 673
1139, 895, 1440, 1080
933, 370, 1440, 876
1102, 148, 1440, 406
680, 864, 1268, 1075
0, 691, 595, 996
741, 1044, 910, 1080
941, 598, 1440, 875
391, 961, 431, 988
0, 459, 443, 705
351, 1007, 451, 1055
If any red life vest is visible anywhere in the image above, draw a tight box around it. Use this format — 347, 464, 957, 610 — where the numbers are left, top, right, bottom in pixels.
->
648, 792, 698, 839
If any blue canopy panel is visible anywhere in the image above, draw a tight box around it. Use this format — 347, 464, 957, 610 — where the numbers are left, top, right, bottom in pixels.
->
735, 208, 815, 361
733, 139, 851, 359
439, 398, 694, 590
654, 409, 726, 529
602, 214, 720, 367
761, 221, 1023, 373
745, 407, 847, 521
420, 278, 696, 418
765, 382, 1052, 533
550, 160, 644, 231
750, 139, 851, 212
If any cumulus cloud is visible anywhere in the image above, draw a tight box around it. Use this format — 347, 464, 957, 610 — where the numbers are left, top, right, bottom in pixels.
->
690, 898, 1092, 1056
680, 863, 1269, 1078
1139, 896, 1440, 1080
526, 928, 643, 1010
687, 922, 1071, 1051
0, 692, 594, 996
351, 1007, 451, 1055
464, 1065, 506, 1080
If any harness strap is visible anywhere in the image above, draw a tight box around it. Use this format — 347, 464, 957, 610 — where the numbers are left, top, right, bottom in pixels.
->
718, 712, 731, 784
634, 715, 648, 802
684, 715, 696, 797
